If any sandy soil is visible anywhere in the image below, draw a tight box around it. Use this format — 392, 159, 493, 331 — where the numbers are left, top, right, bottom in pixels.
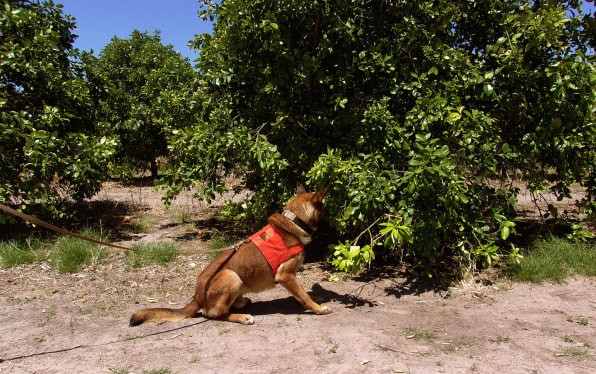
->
1, 183, 595, 374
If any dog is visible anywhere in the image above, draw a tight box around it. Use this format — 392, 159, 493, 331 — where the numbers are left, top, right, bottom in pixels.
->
129, 185, 330, 326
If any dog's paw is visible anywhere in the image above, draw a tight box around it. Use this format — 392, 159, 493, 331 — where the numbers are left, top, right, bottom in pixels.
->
314, 305, 331, 315
228, 313, 255, 324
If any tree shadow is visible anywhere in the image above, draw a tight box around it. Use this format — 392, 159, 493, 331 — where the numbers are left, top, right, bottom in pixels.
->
352, 264, 451, 300
241, 282, 377, 317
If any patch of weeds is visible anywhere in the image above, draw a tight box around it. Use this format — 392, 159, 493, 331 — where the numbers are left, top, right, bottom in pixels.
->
50, 228, 108, 273
438, 337, 477, 353
562, 335, 577, 343
453, 337, 477, 347
328, 273, 348, 282
125, 242, 179, 268
410, 350, 433, 357
328, 343, 339, 354
507, 236, 596, 282
556, 346, 591, 358
374, 344, 398, 353
491, 334, 510, 343
567, 316, 589, 326
405, 327, 437, 341
123, 211, 157, 234
216, 323, 231, 336
7, 295, 22, 304
438, 343, 459, 353
127, 219, 150, 233
77, 306, 93, 315
168, 208, 191, 224
314, 347, 330, 368
68, 314, 77, 331
142, 369, 177, 374
38, 305, 56, 326
0, 236, 45, 267
108, 366, 133, 374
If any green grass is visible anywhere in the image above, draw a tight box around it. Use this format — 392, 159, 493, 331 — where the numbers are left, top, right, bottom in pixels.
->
142, 368, 176, 374
556, 346, 591, 358
0, 236, 45, 267
507, 236, 596, 282
1, 229, 108, 273
125, 242, 180, 268
405, 327, 437, 341
168, 208, 191, 224
51, 228, 108, 273
205, 236, 239, 260
108, 367, 175, 374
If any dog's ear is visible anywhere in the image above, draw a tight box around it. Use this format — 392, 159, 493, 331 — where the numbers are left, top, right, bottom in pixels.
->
296, 184, 307, 195
312, 186, 329, 201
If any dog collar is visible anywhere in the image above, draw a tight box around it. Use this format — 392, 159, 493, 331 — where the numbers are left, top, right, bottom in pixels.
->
282, 210, 314, 236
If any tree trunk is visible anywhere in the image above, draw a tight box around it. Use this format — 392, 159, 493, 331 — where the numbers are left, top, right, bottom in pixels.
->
150, 159, 158, 178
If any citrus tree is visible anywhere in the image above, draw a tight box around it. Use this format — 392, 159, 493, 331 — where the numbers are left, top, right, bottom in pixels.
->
87, 30, 197, 178
0, 0, 116, 219
163, 0, 596, 274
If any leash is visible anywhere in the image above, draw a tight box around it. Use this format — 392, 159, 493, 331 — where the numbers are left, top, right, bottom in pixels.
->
0, 203, 133, 251
0, 202, 247, 254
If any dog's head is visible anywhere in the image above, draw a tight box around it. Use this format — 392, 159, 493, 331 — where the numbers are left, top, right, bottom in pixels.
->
284, 185, 329, 231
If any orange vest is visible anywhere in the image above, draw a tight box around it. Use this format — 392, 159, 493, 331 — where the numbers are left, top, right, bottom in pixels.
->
249, 224, 304, 275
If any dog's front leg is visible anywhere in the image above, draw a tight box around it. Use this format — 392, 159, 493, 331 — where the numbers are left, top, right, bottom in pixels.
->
275, 262, 330, 315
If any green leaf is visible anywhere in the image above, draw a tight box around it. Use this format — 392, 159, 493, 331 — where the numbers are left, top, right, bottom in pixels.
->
501, 225, 510, 240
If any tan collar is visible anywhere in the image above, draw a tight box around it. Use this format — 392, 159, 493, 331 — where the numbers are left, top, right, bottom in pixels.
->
282, 210, 314, 236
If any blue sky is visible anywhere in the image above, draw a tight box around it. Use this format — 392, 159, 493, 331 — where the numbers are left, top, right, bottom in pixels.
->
59, 1, 594, 63
58, 0, 212, 61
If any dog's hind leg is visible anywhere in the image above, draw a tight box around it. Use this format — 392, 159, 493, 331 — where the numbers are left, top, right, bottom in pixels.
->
203, 269, 255, 325
232, 294, 251, 309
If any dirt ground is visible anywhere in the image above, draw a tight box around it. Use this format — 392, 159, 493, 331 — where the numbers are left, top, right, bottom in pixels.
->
1, 183, 595, 374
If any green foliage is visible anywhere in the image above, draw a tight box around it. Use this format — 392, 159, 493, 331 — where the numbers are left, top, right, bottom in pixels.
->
507, 236, 596, 282
0, 0, 116, 218
125, 242, 179, 268
330, 242, 375, 275
567, 223, 596, 241
162, 0, 596, 274
86, 30, 198, 178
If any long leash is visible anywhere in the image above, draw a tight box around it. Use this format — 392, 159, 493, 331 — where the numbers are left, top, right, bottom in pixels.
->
0, 203, 133, 251
0, 202, 245, 254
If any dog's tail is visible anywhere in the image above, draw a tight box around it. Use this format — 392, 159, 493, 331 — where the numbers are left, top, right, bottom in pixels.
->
129, 246, 240, 326
129, 299, 200, 326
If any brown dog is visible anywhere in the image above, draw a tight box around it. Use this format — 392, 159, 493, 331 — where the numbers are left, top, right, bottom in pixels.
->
129, 185, 330, 326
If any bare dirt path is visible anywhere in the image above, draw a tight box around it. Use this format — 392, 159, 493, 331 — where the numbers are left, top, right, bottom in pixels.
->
1, 183, 595, 373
